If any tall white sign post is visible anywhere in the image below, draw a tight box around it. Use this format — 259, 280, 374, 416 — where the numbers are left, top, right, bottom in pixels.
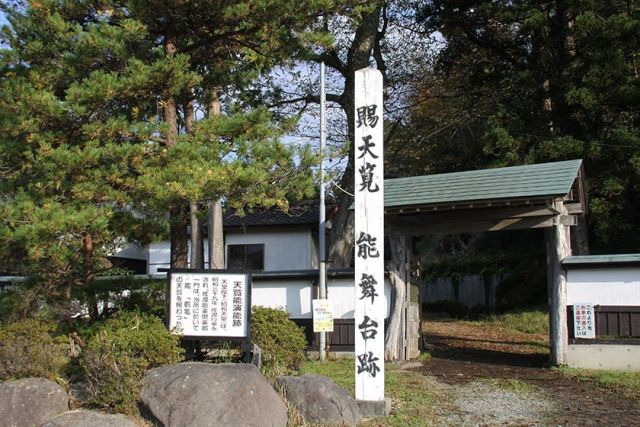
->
354, 68, 385, 403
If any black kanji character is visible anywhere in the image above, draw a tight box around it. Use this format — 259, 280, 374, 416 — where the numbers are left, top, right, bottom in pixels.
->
356, 232, 380, 259
357, 351, 381, 377
358, 273, 379, 304
356, 105, 379, 128
358, 162, 380, 192
358, 315, 379, 340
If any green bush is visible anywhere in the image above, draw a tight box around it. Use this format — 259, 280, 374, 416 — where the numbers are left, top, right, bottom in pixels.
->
0, 318, 69, 381
251, 306, 307, 377
80, 311, 184, 414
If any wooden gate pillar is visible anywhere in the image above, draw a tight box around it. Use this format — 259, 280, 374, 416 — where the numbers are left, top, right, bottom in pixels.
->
547, 202, 572, 365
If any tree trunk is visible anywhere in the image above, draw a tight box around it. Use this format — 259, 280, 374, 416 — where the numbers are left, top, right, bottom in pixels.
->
164, 32, 188, 269
207, 88, 225, 269
190, 202, 204, 269
327, 6, 382, 268
184, 99, 204, 269
82, 232, 99, 319
208, 199, 224, 269
385, 231, 408, 360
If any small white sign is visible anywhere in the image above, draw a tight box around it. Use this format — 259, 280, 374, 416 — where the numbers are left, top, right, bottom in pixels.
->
573, 303, 596, 339
312, 299, 334, 332
168, 271, 250, 338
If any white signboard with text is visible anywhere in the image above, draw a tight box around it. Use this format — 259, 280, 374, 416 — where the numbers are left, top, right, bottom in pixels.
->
573, 303, 596, 339
313, 299, 334, 332
168, 271, 250, 338
354, 68, 385, 402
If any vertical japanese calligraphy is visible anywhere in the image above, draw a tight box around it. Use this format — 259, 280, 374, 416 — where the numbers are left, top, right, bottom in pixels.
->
168, 272, 250, 338
354, 68, 385, 402
573, 303, 596, 339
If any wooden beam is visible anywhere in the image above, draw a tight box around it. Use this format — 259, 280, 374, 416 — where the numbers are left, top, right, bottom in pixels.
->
390, 216, 555, 235
387, 205, 558, 225
384, 197, 554, 215
564, 203, 584, 215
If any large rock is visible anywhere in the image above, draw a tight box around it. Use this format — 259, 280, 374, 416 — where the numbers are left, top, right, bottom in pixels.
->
276, 374, 361, 426
140, 362, 287, 427
41, 410, 138, 427
0, 378, 68, 427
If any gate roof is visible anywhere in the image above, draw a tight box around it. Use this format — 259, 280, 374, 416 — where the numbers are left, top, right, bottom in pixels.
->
383, 159, 585, 234
385, 159, 583, 212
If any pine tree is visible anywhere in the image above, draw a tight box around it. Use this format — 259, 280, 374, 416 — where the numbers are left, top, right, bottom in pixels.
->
0, 0, 323, 318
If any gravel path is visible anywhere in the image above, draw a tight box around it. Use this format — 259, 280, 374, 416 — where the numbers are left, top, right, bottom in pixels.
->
406, 320, 640, 426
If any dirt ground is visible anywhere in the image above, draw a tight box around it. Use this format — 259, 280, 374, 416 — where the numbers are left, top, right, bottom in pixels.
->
405, 320, 640, 426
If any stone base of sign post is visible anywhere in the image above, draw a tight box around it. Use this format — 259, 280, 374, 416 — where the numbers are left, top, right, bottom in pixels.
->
357, 398, 391, 417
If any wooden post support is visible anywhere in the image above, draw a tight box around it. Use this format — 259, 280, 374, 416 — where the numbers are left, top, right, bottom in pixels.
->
385, 231, 406, 361
547, 202, 572, 365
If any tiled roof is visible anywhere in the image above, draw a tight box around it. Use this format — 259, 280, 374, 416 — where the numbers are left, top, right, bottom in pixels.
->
224, 202, 320, 228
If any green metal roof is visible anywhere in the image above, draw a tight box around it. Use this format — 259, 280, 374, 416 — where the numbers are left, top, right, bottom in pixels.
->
562, 254, 640, 268
384, 159, 583, 208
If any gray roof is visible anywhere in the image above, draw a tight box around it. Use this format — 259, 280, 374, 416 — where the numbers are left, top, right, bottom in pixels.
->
224, 202, 320, 228
384, 159, 583, 208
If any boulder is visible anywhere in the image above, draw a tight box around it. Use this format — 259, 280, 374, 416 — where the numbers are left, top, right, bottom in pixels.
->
41, 410, 138, 427
0, 378, 68, 427
275, 374, 360, 426
140, 362, 287, 427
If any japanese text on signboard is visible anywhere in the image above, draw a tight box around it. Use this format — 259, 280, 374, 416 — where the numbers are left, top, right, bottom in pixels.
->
573, 303, 595, 339
169, 272, 249, 338
354, 68, 385, 402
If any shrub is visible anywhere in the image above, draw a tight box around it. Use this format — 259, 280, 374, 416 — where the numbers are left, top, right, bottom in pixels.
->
0, 318, 69, 381
251, 306, 307, 377
80, 311, 184, 414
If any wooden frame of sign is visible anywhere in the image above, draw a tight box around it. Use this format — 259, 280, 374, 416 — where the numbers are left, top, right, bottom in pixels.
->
166, 269, 253, 360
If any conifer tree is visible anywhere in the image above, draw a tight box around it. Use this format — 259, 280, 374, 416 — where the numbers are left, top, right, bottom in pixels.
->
0, 0, 326, 317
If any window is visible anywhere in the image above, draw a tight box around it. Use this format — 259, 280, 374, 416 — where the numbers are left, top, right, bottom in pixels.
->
227, 244, 265, 271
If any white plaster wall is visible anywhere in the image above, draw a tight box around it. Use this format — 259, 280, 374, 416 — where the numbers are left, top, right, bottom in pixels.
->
567, 268, 640, 306
225, 229, 314, 271
110, 243, 148, 260
148, 241, 172, 274
252, 280, 312, 318
252, 277, 392, 319
149, 241, 214, 273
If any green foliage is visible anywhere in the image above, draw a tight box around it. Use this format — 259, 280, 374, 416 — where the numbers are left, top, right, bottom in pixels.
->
251, 306, 307, 377
0, 318, 69, 381
404, 0, 640, 254
80, 311, 183, 414
0, 0, 326, 318
92, 278, 167, 319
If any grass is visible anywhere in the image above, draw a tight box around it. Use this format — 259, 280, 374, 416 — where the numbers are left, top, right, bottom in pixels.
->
298, 358, 441, 427
559, 367, 640, 401
475, 307, 549, 335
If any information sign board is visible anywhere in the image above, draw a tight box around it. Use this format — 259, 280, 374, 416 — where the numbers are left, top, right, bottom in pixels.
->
168, 270, 251, 339
313, 299, 334, 332
573, 303, 596, 339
